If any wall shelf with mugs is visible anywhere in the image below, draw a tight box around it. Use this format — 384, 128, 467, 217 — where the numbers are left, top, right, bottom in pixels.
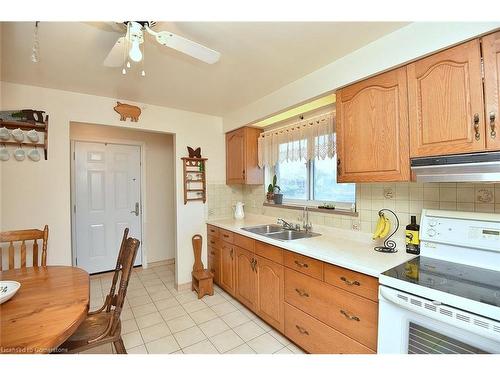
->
181, 157, 207, 205
0, 116, 49, 162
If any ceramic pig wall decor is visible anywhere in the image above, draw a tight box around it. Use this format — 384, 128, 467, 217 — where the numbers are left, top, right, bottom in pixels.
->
114, 102, 141, 122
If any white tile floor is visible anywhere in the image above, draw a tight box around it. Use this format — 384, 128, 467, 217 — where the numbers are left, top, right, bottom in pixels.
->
84, 263, 305, 354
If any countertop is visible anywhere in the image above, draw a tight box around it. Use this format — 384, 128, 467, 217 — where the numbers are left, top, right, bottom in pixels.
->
206, 214, 416, 278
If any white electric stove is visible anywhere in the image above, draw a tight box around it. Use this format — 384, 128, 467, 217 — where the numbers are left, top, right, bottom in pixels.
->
378, 209, 500, 354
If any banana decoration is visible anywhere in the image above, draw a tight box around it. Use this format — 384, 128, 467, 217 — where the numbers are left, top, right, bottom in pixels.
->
372, 212, 392, 240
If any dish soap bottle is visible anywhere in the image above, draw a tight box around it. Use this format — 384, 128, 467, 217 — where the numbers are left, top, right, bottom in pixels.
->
405, 215, 420, 255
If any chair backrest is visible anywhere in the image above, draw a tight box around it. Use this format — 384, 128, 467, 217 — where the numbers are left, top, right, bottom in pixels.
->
0, 225, 49, 270
107, 236, 140, 334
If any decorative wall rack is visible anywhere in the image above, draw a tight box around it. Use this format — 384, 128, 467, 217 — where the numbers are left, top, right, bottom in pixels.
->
0, 115, 49, 160
182, 157, 207, 204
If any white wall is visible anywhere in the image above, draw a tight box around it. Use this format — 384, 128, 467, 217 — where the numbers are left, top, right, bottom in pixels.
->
0, 82, 224, 286
70, 122, 176, 264
223, 22, 500, 131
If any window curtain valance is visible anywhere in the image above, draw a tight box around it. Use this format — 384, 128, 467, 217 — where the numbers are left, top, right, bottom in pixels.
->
257, 112, 336, 168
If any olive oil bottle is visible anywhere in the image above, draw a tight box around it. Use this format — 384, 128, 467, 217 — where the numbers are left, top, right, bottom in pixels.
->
405, 215, 420, 255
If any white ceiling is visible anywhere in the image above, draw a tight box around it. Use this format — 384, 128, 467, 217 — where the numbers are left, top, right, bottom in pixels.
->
0, 22, 408, 116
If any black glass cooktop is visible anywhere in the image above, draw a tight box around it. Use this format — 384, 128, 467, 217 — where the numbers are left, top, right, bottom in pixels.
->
382, 256, 500, 308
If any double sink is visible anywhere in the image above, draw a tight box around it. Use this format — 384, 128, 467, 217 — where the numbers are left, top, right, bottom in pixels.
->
241, 224, 321, 241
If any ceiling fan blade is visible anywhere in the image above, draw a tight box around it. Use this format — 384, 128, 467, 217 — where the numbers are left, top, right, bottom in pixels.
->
154, 31, 220, 64
103, 37, 126, 67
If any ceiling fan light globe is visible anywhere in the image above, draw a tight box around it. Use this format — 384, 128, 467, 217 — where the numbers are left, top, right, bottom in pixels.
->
129, 41, 143, 62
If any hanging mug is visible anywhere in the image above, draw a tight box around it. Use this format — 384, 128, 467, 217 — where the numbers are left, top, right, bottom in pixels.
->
28, 147, 41, 162
0, 145, 9, 161
14, 146, 25, 161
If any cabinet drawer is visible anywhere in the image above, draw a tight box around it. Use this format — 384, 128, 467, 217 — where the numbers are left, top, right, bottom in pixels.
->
207, 225, 219, 238
208, 236, 220, 249
208, 246, 220, 258
255, 241, 283, 264
284, 251, 323, 280
285, 268, 378, 351
234, 233, 254, 252
220, 229, 234, 243
285, 303, 374, 354
324, 263, 379, 302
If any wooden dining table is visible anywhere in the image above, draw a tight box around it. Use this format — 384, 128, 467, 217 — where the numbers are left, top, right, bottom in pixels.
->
0, 266, 89, 354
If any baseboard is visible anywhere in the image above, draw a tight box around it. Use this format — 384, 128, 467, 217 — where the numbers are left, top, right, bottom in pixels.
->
149, 258, 175, 268
175, 281, 192, 292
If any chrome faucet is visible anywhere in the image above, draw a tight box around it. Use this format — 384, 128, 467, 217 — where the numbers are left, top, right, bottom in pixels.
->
302, 206, 312, 233
277, 218, 298, 231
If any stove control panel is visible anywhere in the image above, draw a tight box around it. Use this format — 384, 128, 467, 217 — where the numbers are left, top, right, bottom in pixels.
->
420, 209, 500, 253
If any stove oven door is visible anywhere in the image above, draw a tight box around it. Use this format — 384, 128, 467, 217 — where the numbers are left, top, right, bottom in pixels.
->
378, 286, 500, 354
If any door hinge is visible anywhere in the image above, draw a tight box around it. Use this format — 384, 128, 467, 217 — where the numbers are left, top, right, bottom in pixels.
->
75, 257, 78, 266
73, 151, 75, 160
481, 57, 485, 80
73, 204, 76, 213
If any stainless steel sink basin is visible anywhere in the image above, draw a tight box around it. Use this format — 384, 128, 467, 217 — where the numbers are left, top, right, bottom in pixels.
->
241, 224, 320, 241
241, 224, 284, 235
266, 230, 320, 241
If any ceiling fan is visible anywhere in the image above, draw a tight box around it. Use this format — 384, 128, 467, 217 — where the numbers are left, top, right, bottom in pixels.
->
103, 21, 221, 71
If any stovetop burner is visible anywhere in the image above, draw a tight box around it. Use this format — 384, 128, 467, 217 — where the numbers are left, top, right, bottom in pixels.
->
382, 256, 500, 308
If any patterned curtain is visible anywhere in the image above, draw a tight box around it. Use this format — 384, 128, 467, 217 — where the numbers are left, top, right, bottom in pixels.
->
257, 112, 336, 168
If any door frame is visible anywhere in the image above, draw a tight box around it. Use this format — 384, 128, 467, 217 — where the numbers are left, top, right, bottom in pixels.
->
70, 138, 148, 271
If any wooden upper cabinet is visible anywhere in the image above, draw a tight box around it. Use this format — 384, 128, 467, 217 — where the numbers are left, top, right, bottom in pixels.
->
482, 31, 500, 151
226, 127, 263, 185
336, 67, 410, 182
407, 39, 486, 157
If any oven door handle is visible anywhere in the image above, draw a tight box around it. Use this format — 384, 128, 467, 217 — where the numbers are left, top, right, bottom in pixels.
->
379, 286, 500, 343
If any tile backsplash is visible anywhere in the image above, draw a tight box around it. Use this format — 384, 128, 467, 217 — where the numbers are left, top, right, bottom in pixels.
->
208, 182, 500, 242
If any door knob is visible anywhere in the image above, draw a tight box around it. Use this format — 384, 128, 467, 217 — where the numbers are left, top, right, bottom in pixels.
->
130, 202, 140, 216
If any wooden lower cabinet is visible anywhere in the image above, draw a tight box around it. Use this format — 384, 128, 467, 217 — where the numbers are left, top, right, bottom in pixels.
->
207, 225, 379, 353
207, 247, 220, 284
220, 241, 235, 295
285, 268, 378, 351
235, 246, 257, 310
255, 255, 284, 332
285, 303, 374, 354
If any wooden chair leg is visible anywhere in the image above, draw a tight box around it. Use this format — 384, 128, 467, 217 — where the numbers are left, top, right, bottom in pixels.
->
113, 338, 127, 354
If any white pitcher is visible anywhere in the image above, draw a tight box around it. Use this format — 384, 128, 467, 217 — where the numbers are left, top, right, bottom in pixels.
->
233, 202, 245, 220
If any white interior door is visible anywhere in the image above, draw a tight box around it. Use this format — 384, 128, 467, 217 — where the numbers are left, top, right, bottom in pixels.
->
74, 141, 142, 274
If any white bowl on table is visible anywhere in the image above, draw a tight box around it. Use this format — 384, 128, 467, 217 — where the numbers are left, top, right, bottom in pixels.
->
0, 281, 21, 304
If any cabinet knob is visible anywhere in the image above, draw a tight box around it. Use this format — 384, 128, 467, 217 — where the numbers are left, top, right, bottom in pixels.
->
294, 260, 309, 268
295, 325, 309, 335
340, 309, 360, 322
490, 111, 497, 139
295, 288, 310, 298
473, 113, 480, 141
340, 276, 360, 286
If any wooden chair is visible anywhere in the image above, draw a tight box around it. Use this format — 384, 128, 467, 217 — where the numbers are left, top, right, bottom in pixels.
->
0, 225, 49, 270
191, 234, 214, 299
58, 230, 140, 354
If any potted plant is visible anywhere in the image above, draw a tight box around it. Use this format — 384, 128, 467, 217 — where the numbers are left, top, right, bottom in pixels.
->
267, 175, 283, 205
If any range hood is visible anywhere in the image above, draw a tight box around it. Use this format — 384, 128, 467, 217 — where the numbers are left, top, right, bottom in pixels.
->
411, 152, 500, 183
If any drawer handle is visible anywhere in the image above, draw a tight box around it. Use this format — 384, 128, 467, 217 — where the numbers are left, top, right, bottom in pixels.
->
210, 251, 215, 256
230, 248, 234, 259
294, 260, 309, 268
295, 325, 309, 335
340, 276, 360, 286
210, 240, 216, 245
295, 288, 309, 298
340, 309, 360, 322
223, 234, 230, 238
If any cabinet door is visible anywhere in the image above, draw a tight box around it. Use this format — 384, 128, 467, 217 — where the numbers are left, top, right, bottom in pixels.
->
220, 242, 235, 295
255, 255, 284, 332
208, 247, 220, 284
337, 67, 410, 182
482, 31, 500, 151
226, 128, 246, 184
407, 39, 485, 157
235, 246, 257, 311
